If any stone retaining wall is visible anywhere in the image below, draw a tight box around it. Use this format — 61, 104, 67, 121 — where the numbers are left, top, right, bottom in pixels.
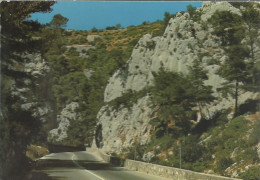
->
87, 148, 241, 180
124, 159, 241, 180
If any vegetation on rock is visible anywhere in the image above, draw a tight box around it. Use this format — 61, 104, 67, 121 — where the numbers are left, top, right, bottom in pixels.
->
1, 2, 259, 180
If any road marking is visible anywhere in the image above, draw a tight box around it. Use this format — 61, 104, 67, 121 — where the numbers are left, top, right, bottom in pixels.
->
71, 153, 105, 180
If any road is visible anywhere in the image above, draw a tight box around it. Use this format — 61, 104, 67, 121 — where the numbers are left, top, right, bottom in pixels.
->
35, 151, 169, 180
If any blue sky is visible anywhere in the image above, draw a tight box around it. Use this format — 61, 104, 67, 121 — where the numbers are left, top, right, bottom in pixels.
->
30, 1, 202, 30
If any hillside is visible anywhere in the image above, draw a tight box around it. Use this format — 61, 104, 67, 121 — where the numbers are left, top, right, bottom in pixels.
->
1, 2, 259, 180
41, 19, 165, 145
92, 2, 260, 179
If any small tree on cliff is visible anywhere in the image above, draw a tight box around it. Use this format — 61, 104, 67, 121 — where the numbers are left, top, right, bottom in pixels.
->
209, 11, 250, 117
48, 14, 69, 29
241, 4, 260, 88
187, 59, 215, 119
151, 69, 195, 137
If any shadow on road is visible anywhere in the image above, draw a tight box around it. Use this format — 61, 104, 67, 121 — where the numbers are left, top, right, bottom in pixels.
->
37, 159, 78, 169
28, 171, 64, 180
37, 159, 129, 171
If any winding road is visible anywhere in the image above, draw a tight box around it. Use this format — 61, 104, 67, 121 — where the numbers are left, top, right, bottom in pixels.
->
36, 151, 169, 180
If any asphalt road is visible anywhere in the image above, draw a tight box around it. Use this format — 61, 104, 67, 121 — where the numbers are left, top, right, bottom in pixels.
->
36, 151, 169, 180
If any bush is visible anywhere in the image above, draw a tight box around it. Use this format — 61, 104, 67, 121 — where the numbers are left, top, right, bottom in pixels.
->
216, 156, 233, 174
91, 27, 98, 32
238, 147, 259, 163
222, 116, 247, 140
239, 166, 260, 180
125, 144, 147, 161
248, 120, 260, 146
182, 135, 205, 163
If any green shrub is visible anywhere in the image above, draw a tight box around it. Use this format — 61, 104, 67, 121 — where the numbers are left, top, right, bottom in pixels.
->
125, 144, 147, 161
192, 160, 210, 172
91, 27, 98, 32
248, 120, 260, 146
222, 116, 247, 140
238, 147, 260, 163
182, 135, 205, 163
239, 166, 260, 180
216, 156, 233, 174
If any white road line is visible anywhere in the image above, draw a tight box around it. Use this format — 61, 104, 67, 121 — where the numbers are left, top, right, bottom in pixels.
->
71, 153, 105, 180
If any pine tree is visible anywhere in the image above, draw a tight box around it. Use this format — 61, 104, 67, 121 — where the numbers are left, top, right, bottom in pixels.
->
151, 69, 195, 137
187, 59, 215, 119
209, 10, 250, 117
0, 2, 55, 180
48, 14, 69, 29
240, 4, 260, 88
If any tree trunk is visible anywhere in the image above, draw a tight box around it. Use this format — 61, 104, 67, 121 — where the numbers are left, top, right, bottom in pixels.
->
248, 26, 255, 59
234, 80, 239, 118
204, 103, 211, 120
198, 102, 203, 120
166, 120, 169, 135
250, 39, 254, 59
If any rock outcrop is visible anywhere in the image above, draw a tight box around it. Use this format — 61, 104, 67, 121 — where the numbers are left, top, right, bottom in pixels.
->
95, 96, 154, 153
95, 2, 260, 153
48, 102, 79, 142
8, 53, 52, 123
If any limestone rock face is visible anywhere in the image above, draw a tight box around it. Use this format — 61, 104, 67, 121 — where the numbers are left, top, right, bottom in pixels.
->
96, 2, 260, 153
48, 102, 79, 142
23, 53, 50, 77
200, 2, 241, 22
257, 142, 260, 159
96, 96, 154, 154
104, 3, 232, 104
86, 35, 103, 42
104, 34, 157, 102
8, 53, 52, 122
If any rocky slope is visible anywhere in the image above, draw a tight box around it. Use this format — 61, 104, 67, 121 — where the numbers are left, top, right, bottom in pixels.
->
48, 102, 79, 142
94, 2, 260, 154
8, 53, 53, 123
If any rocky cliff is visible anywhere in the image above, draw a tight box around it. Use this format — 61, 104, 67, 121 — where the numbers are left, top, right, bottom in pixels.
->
48, 102, 79, 142
95, 2, 260, 154
7, 53, 53, 123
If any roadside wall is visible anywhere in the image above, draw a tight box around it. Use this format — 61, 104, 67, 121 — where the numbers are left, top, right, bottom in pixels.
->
86, 148, 241, 180
124, 159, 241, 180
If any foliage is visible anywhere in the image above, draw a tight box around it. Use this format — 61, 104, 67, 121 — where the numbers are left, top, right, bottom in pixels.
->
149, 135, 175, 152
163, 12, 175, 33
187, 5, 196, 18
0, 2, 55, 180
216, 156, 233, 174
187, 5, 202, 22
52, 72, 87, 109
91, 27, 98, 32
208, 11, 245, 46
209, 10, 254, 117
1, 1, 55, 60
125, 144, 148, 161
106, 24, 121, 30
151, 70, 194, 136
38, 16, 165, 147
26, 145, 49, 161
181, 135, 205, 163
248, 120, 260, 146
47, 14, 69, 29
188, 59, 215, 118
150, 68, 214, 137
108, 88, 150, 111
239, 166, 260, 180
120, 5, 259, 177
